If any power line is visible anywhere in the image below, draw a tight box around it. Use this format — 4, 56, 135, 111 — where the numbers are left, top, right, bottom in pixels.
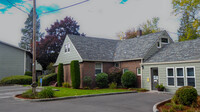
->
38, 0, 89, 15
6, 0, 29, 14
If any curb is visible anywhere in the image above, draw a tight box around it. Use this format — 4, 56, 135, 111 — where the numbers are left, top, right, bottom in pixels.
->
14, 91, 137, 102
153, 98, 171, 112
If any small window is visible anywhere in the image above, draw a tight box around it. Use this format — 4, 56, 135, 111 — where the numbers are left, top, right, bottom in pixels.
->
137, 68, 141, 75
161, 38, 169, 43
114, 62, 120, 68
123, 68, 129, 74
167, 68, 174, 86
157, 42, 161, 48
176, 67, 184, 86
186, 67, 195, 87
95, 63, 102, 75
64, 43, 70, 53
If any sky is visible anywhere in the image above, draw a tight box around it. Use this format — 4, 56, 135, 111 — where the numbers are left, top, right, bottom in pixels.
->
0, 0, 179, 46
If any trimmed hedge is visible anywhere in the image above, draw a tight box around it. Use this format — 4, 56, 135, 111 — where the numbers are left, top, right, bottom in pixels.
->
24, 71, 32, 76
95, 73, 108, 88
57, 63, 64, 87
0, 75, 32, 85
172, 86, 197, 106
70, 60, 80, 89
108, 67, 122, 86
121, 71, 137, 88
39, 73, 57, 86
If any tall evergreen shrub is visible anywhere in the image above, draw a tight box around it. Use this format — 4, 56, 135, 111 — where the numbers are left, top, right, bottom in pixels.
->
70, 60, 80, 89
57, 63, 64, 87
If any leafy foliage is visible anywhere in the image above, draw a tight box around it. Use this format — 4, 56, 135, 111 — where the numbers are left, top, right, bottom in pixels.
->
57, 63, 64, 87
19, 8, 44, 50
155, 84, 165, 91
109, 82, 117, 89
121, 71, 137, 88
70, 60, 80, 89
36, 16, 84, 69
39, 73, 57, 86
83, 76, 92, 88
62, 82, 71, 88
46, 63, 55, 74
0, 75, 32, 85
24, 71, 32, 76
95, 73, 108, 88
108, 67, 122, 86
38, 87, 55, 98
21, 89, 38, 99
172, 86, 197, 106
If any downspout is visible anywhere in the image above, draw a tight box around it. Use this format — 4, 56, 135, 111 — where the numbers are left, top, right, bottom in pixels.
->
141, 59, 143, 88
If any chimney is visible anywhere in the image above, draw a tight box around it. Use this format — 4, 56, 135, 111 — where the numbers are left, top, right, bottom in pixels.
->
137, 28, 142, 37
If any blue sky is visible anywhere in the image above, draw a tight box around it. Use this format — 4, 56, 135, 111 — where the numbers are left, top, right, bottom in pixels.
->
0, 0, 179, 46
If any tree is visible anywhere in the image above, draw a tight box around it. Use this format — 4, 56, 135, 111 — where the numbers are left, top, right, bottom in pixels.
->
19, 8, 44, 50
117, 28, 137, 40
172, 0, 200, 41
36, 16, 83, 69
57, 63, 64, 87
70, 60, 80, 89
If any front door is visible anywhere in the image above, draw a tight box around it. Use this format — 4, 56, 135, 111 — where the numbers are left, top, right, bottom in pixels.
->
151, 68, 159, 90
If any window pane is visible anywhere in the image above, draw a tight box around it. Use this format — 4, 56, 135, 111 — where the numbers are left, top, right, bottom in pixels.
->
187, 78, 195, 87
95, 63, 101, 68
137, 68, 141, 74
168, 69, 173, 76
177, 78, 184, 86
187, 68, 194, 76
65, 45, 68, 52
168, 78, 174, 86
95, 69, 102, 75
157, 42, 160, 47
161, 38, 168, 43
177, 68, 183, 76
123, 69, 129, 73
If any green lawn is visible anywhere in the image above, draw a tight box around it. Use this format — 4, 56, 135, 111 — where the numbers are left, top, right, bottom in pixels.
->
47, 87, 133, 97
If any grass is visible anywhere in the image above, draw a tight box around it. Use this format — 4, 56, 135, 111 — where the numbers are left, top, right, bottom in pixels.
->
47, 87, 133, 97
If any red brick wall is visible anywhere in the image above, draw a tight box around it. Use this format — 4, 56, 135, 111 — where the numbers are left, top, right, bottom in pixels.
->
120, 60, 141, 88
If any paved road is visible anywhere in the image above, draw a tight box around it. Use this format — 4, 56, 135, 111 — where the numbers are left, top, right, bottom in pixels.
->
0, 86, 172, 112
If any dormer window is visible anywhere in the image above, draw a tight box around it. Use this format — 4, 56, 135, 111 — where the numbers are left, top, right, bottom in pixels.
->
157, 41, 161, 48
161, 38, 169, 44
65, 43, 70, 53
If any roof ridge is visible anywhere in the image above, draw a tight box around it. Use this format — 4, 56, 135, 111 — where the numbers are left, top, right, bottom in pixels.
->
68, 34, 119, 41
0, 40, 29, 52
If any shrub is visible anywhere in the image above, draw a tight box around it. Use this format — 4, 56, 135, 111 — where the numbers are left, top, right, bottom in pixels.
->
57, 63, 64, 87
62, 82, 71, 88
70, 60, 80, 89
83, 76, 92, 88
46, 63, 55, 74
0, 75, 32, 85
24, 71, 32, 76
108, 67, 122, 86
155, 84, 165, 91
172, 86, 197, 106
95, 73, 108, 88
109, 82, 117, 89
38, 87, 54, 98
21, 89, 38, 99
39, 73, 57, 86
121, 71, 137, 88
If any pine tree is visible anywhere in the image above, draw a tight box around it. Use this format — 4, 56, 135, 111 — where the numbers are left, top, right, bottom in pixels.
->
19, 8, 44, 50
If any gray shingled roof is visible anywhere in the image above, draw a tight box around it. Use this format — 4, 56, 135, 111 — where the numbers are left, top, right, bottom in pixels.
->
68, 31, 166, 61
145, 38, 200, 63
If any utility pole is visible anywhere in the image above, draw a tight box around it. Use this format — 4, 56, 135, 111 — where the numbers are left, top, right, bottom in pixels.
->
32, 0, 37, 94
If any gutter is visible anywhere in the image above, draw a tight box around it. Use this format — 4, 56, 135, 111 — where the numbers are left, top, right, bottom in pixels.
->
142, 60, 200, 65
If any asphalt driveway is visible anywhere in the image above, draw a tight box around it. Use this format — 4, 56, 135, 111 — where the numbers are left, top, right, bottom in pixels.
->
0, 86, 172, 112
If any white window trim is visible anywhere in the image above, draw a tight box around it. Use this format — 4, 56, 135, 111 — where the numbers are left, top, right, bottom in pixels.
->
95, 63, 103, 76
137, 68, 141, 76
175, 67, 184, 87
186, 66, 196, 87
123, 68, 128, 74
157, 40, 161, 48
64, 43, 70, 53
161, 38, 169, 44
166, 67, 175, 87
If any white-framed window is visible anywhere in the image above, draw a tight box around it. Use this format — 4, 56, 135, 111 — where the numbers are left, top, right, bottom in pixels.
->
137, 68, 141, 75
114, 62, 120, 68
161, 38, 169, 44
166, 67, 174, 86
186, 67, 195, 87
157, 41, 161, 48
176, 67, 184, 87
64, 43, 70, 53
95, 63, 103, 76
123, 68, 129, 74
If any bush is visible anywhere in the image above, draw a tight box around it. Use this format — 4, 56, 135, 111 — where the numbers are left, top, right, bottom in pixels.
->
39, 73, 57, 86
83, 76, 92, 88
172, 86, 197, 106
155, 84, 165, 91
0, 75, 32, 85
24, 71, 32, 76
108, 67, 122, 86
121, 71, 136, 88
109, 82, 117, 89
46, 63, 55, 74
38, 87, 54, 98
57, 63, 64, 87
70, 60, 80, 89
62, 82, 71, 88
21, 89, 38, 99
95, 73, 108, 88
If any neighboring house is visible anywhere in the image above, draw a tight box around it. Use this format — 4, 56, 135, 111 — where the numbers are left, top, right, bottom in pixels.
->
0, 40, 32, 79
141, 38, 200, 93
54, 30, 173, 88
